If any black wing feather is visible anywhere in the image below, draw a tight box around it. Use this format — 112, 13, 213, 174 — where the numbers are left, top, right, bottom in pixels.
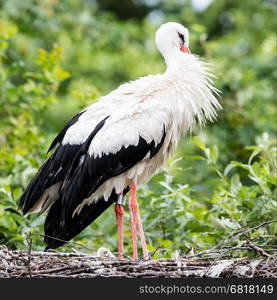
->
61, 126, 166, 224
47, 111, 85, 153
19, 144, 80, 214
44, 188, 129, 250
18, 112, 108, 214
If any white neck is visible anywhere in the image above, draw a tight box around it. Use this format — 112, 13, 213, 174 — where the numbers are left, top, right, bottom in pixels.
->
162, 51, 222, 126
164, 51, 190, 74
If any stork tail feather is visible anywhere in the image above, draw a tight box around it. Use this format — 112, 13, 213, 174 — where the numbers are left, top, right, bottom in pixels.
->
44, 188, 129, 250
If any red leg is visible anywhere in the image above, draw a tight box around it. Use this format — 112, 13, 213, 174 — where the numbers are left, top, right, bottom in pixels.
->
115, 204, 124, 259
129, 188, 138, 259
136, 210, 149, 260
129, 184, 149, 260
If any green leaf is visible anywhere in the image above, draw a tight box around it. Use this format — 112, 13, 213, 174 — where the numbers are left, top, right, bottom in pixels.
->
191, 136, 206, 151
184, 155, 205, 160
210, 145, 219, 163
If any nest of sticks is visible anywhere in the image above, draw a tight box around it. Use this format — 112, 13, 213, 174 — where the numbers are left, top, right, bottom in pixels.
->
0, 245, 276, 278
1, 221, 276, 278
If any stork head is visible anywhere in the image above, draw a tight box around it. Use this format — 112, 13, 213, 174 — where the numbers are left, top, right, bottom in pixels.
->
155, 22, 190, 60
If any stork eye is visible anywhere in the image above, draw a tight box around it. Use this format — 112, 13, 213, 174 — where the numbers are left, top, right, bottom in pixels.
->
178, 32, 185, 44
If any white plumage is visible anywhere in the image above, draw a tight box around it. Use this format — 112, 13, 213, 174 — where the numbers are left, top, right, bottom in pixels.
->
70, 49, 220, 212
19, 22, 221, 256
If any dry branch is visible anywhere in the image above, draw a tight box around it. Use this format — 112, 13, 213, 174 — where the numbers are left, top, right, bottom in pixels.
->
0, 245, 276, 278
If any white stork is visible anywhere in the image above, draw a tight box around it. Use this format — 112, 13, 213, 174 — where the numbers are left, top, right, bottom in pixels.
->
19, 22, 221, 259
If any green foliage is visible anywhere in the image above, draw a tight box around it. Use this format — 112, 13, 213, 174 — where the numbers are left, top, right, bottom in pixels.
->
0, 0, 276, 257
140, 134, 276, 258
0, 20, 72, 248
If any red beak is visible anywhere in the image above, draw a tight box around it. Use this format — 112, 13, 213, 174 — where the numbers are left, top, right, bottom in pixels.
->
180, 45, 191, 53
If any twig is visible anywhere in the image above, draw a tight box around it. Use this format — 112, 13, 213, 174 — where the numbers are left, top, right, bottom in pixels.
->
233, 220, 277, 240
186, 220, 277, 258
149, 246, 165, 258
34, 233, 95, 253
246, 241, 272, 258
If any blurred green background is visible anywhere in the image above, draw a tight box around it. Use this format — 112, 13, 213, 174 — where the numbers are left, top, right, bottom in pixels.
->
0, 0, 276, 258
